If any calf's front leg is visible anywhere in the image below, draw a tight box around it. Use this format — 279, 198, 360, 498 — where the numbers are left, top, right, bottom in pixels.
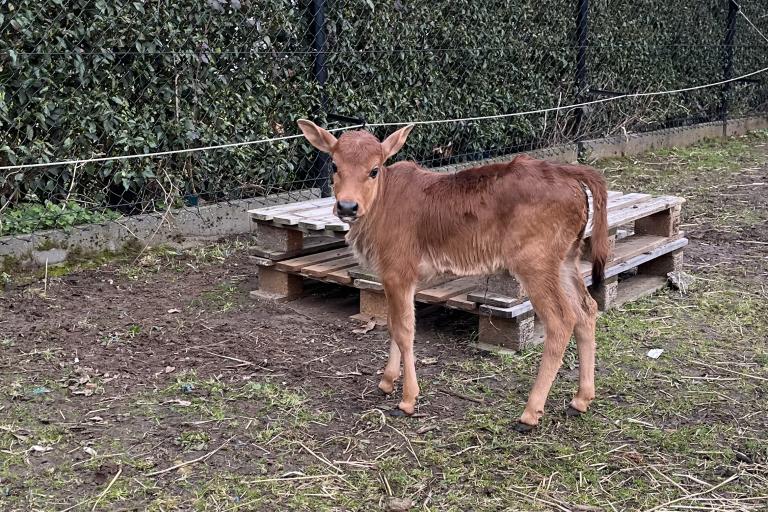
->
382, 278, 418, 415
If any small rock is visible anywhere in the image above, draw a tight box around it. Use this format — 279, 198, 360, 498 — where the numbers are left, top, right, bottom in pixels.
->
32, 248, 69, 266
668, 271, 694, 293
384, 497, 415, 512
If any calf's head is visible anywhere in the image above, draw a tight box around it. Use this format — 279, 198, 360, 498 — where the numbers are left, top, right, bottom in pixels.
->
297, 120, 414, 222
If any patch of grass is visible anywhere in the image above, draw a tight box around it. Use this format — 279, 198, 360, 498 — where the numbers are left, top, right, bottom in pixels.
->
178, 431, 211, 452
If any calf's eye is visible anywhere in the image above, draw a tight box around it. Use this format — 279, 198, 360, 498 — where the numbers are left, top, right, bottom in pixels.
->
369, 167, 379, 178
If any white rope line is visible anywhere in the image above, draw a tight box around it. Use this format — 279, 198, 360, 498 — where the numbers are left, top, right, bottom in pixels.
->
734, 1, 768, 44
1, 6, 767, 171
0, 126, 362, 171
367, 64, 768, 128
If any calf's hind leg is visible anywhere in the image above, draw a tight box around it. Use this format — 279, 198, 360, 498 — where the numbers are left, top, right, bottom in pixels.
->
561, 253, 599, 415
513, 261, 577, 431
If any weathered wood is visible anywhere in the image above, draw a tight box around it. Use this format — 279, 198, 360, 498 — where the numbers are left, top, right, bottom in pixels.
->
248, 198, 334, 221
445, 293, 479, 311
275, 248, 353, 272
354, 279, 384, 292
638, 248, 684, 276
586, 196, 685, 236
348, 267, 379, 282
416, 277, 481, 303
303, 255, 359, 278
635, 204, 682, 237
250, 236, 345, 260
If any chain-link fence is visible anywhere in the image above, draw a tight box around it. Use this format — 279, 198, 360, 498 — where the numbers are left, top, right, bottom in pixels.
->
1, 0, 767, 245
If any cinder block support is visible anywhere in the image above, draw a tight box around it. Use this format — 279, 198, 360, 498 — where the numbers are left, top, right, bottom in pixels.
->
484, 271, 524, 298
635, 205, 681, 237
590, 275, 618, 311
252, 266, 303, 301
477, 312, 535, 352
357, 290, 389, 324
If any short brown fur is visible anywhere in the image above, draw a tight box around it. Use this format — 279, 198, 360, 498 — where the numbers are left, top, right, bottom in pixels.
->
297, 120, 609, 428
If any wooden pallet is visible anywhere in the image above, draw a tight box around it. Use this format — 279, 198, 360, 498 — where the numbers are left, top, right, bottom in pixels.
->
248, 190, 687, 350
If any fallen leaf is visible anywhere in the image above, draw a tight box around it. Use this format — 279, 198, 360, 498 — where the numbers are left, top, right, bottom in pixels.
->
83, 446, 97, 457
167, 308, 181, 314
420, 357, 438, 365
352, 319, 376, 334
164, 366, 176, 373
29, 445, 52, 454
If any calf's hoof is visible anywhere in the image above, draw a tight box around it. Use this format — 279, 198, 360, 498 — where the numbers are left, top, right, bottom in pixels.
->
513, 421, 537, 434
378, 380, 395, 395
566, 405, 585, 417
388, 401, 415, 417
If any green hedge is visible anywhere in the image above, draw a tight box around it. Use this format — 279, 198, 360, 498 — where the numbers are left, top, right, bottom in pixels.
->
1, 0, 766, 224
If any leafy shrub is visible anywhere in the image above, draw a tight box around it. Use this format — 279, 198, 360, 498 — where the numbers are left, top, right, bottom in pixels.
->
0, 201, 120, 236
0, 0, 766, 224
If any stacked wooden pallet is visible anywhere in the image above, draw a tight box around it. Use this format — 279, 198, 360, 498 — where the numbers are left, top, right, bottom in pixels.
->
248, 190, 687, 351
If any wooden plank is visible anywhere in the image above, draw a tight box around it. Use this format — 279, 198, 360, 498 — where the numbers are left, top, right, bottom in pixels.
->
416, 277, 481, 304
275, 247, 353, 272
303, 255, 359, 278
467, 291, 524, 308
585, 237, 688, 286
249, 198, 334, 221
354, 279, 384, 292
445, 293, 479, 311
272, 204, 336, 226
484, 237, 688, 318
349, 268, 379, 282
326, 265, 356, 284
605, 192, 652, 212
250, 236, 345, 260
586, 196, 685, 236
579, 233, 671, 274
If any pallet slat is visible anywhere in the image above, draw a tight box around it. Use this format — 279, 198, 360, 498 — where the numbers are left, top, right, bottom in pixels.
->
586, 195, 685, 236
249, 198, 334, 221
481, 237, 688, 318
416, 277, 482, 303
275, 247, 353, 272
302, 255, 359, 278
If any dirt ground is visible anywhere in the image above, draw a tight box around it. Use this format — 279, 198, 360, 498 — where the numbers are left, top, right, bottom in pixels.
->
1, 132, 767, 511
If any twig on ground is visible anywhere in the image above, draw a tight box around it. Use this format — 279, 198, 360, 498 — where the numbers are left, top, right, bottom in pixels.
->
645, 473, 741, 512
439, 387, 484, 404
91, 464, 123, 511
145, 436, 234, 477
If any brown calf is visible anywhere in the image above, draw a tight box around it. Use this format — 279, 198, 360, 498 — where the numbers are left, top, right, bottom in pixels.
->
297, 120, 609, 431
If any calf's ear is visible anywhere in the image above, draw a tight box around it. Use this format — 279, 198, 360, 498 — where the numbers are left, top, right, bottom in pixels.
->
297, 119, 337, 153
